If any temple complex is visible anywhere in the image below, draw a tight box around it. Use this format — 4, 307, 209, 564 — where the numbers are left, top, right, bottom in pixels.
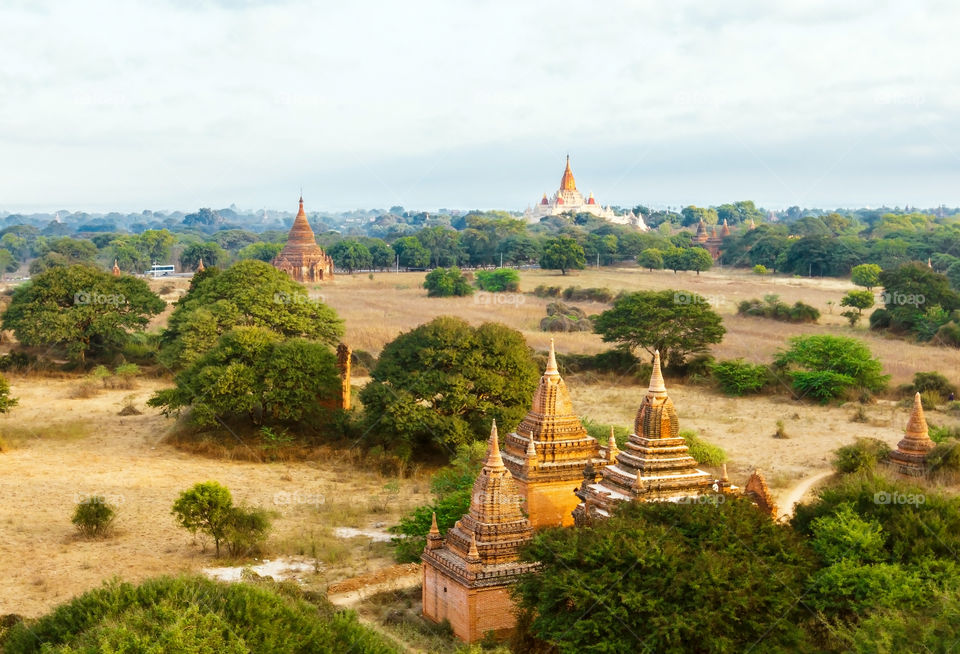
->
694, 218, 727, 260
502, 339, 608, 528
573, 351, 714, 523
422, 421, 537, 642
524, 156, 647, 229
889, 392, 936, 476
271, 196, 334, 283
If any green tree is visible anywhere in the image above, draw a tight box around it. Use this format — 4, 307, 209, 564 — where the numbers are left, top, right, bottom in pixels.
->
661, 246, 687, 273
0, 374, 18, 413
593, 290, 726, 367
540, 235, 586, 275
876, 262, 960, 335
636, 248, 663, 271
150, 327, 341, 427
774, 334, 889, 401
416, 226, 462, 267
0, 248, 17, 273
680, 205, 719, 227
947, 260, 960, 291
328, 240, 372, 273
514, 498, 816, 653
366, 238, 395, 270
392, 236, 430, 268
1, 264, 165, 363
159, 260, 344, 369
359, 317, 539, 458
474, 268, 520, 292
237, 241, 283, 262
171, 481, 235, 556
423, 267, 473, 297
180, 241, 226, 270
840, 289, 875, 326
683, 247, 713, 275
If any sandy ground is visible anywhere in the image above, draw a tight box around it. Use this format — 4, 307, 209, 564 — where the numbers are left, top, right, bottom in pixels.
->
0, 376, 430, 618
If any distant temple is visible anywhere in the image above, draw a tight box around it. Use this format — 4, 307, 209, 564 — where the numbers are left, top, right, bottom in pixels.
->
502, 339, 608, 528
421, 421, 537, 642
271, 196, 334, 283
694, 218, 732, 260
524, 156, 647, 229
890, 392, 936, 476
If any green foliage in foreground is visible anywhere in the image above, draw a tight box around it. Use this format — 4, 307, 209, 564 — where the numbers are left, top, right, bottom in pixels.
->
0, 576, 401, 654
774, 334, 889, 401
832, 438, 892, 474
0, 374, 18, 413
681, 429, 727, 465
389, 441, 487, 563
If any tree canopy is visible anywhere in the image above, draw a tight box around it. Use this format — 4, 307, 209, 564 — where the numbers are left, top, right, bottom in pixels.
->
540, 235, 586, 275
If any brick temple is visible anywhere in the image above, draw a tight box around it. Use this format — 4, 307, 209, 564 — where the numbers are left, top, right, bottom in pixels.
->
890, 392, 936, 476
502, 339, 609, 528
271, 196, 334, 283
421, 421, 537, 642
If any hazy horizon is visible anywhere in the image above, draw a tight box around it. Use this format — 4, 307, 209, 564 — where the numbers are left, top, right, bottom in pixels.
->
3, 1, 959, 214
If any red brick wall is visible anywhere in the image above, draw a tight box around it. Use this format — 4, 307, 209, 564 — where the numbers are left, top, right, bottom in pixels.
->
422, 564, 519, 642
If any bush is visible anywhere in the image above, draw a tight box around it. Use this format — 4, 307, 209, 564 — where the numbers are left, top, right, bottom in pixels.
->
171, 481, 255, 557
561, 286, 615, 303
774, 334, 889, 402
709, 359, 768, 395
475, 268, 520, 292
832, 438, 891, 474
0, 351, 35, 372
539, 302, 593, 332
554, 348, 641, 377
929, 424, 960, 443
423, 266, 473, 297
911, 371, 957, 398
920, 390, 942, 411
682, 429, 727, 465
113, 363, 140, 389
582, 418, 630, 449
225, 506, 271, 557
0, 576, 401, 654
0, 374, 18, 414
71, 496, 116, 538
532, 284, 561, 298
737, 294, 820, 323
926, 439, 960, 473
753, 264, 769, 275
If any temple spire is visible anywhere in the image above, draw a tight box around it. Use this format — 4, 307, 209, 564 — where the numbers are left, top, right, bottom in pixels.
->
560, 154, 577, 191
545, 339, 558, 375
486, 420, 505, 470
649, 350, 666, 393
467, 531, 480, 560
906, 392, 928, 437
112, 259, 120, 276
429, 512, 439, 536
197, 258, 205, 272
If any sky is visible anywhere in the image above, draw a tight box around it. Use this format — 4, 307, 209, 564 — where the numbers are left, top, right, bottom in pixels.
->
1, 0, 959, 214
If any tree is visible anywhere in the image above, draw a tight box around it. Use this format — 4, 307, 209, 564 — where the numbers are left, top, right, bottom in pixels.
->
540, 236, 586, 275
1, 264, 165, 363
159, 260, 344, 369
661, 246, 687, 273
0, 248, 17, 273
593, 290, 726, 367
416, 226, 462, 267
149, 327, 341, 428
683, 247, 713, 275
840, 289, 875, 326
475, 268, 520, 292
328, 240, 372, 273
171, 481, 234, 556
946, 260, 960, 291
180, 242, 226, 270
358, 317, 539, 458
680, 205, 718, 227
423, 267, 473, 297
392, 236, 430, 268
876, 262, 960, 335
366, 239, 395, 270
774, 334, 889, 401
237, 241, 283, 262
514, 498, 816, 653
636, 248, 663, 271
0, 374, 18, 413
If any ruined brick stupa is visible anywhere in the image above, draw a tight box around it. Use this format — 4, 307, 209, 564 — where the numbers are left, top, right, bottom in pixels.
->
889, 392, 936, 476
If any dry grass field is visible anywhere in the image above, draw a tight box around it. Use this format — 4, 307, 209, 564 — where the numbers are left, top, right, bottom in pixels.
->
1, 265, 959, 620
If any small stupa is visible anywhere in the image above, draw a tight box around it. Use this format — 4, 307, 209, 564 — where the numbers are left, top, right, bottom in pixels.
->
271, 196, 334, 283
112, 259, 120, 276
196, 258, 205, 272
889, 392, 936, 476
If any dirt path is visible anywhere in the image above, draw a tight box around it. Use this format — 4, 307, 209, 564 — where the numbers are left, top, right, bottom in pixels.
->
778, 469, 834, 516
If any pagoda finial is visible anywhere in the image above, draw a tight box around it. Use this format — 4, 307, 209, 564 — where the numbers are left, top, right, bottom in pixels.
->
196, 258, 205, 272
721, 463, 729, 483
467, 531, 480, 560
546, 339, 558, 375
429, 511, 439, 536
486, 420, 505, 469
906, 392, 928, 438
112, 259, 120, 276
649, 350, 667, 393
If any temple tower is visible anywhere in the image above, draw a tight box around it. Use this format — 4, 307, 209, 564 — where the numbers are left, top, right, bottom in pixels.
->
573, 351, 713, 524
112, 259, 120, 276
422, 421, 537, 642
271, 196, 335, 283
889, 392, 936, 476
502, 339, 608, 528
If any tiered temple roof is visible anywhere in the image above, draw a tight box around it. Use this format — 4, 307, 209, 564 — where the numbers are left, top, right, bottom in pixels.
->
271, 196, 334, 283
890, 392, 936, 476
502, 340, 607, 527
423, 422, 536, 586
573, 351, 713, 523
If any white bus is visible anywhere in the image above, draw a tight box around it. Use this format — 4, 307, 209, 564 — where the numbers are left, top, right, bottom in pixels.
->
148, 264, 176, 278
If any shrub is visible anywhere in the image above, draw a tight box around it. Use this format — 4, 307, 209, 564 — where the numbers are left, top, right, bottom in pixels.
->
929, 424, 960, 443
774, 420, 789, 439
774, 334, 889, 401
920, 390, 942, 411
753, 264, 769, 275
561, 286, 615, 303
171, 481, 236, 557
72, 496, 115, 538
832, 438, 891, 474
113, 363, 140, 389
682, 429, 727, 465
474, 268, 520, 292
926, 439, 960, 473
582, 418, 630, 449
737, 294, 819, 323
539, 302, 593, 333
423, 266, 473, 297
225, 506, 271, 557
0, 351, 35, 372
709, 359, 768, 395
911, 371, 957, 398
532, 284, 561, 298
554, 348, 641, 377
0, 374, 17, 414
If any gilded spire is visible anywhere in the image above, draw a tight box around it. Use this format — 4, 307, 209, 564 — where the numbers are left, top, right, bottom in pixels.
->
649, 350, 666, 393
560, 154, 577, 191
486, 420, 505, 470
607, 426, 618, 462
546, 338, 558, 375
906, 392, 928, 438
